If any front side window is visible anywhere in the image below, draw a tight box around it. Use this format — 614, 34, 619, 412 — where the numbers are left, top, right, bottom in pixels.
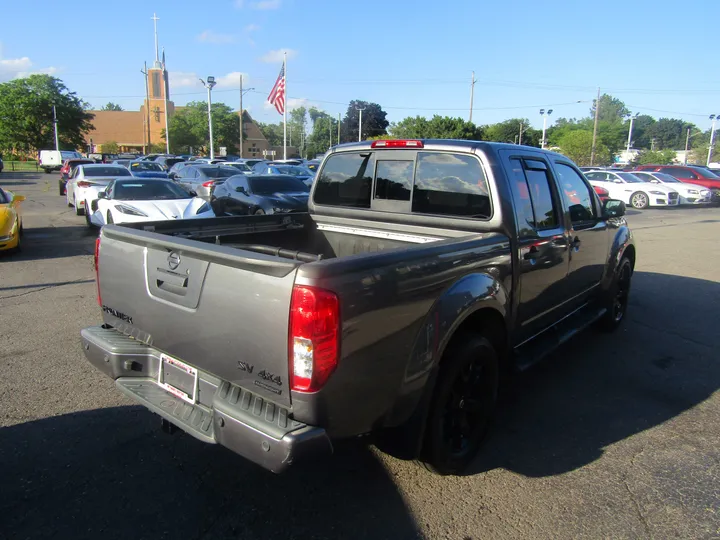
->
314, 153, 374, 208
508, 158, 558, 232
554, 162, 596, 223
412, 152, 490, 218
375, 160, 412, 201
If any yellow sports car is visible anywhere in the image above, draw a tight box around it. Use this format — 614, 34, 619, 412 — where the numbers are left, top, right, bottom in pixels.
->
0, 187, 25, 252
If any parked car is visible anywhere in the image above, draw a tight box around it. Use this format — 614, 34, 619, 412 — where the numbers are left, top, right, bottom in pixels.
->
220, 161, 253, 174
584, 170, 679, 209
66, 164, 133, 222
168, 161, 192, 179
593, 185, 610, 202
268, 159, 304, 166
88, 152, 120, 164
155, 156, 185, 170
0, 188, 25, 253
89, 178, 214, 227
235, 158, 266, 168
39, 150, 82, 173
633, 164, 720, 202
173, 165, 239, 198
631, 171, 711, 204
211, 174, 310, 215
59, 158, 95, 195
81, 139, 635, 475
128, 161, 169, 178
305, 159, 321, 172
252, 163, 315, 185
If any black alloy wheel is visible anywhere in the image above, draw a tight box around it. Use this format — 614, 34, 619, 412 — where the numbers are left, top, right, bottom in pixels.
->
600, 256, 632, 331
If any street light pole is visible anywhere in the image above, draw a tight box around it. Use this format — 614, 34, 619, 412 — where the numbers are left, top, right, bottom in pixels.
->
626, 112, 639, 155
200, 76, 217, 159
708, 114, 718, 167
356, 106, 366, 142
540, 109, 552, 149
52, 105, 59, 151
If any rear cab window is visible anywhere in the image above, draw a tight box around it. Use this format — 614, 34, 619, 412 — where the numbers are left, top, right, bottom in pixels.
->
313, 150, 492, 219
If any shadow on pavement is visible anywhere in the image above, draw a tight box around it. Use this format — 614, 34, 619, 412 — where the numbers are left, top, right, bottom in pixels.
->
2, 226, 98, 262
0, 407, 418, 540
469, 271, 719, 477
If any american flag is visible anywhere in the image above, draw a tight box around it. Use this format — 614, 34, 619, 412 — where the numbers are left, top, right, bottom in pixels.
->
267, 62, 286, 115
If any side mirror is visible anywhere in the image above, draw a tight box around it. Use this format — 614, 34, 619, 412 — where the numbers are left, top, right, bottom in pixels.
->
613, 178, 623, 184
188, 190, 198, 197
14, 195, 26, 202
603, 199, 626, 218
236, 186, 248, 194
98, 191, 107, 199
649, 179, 659, 184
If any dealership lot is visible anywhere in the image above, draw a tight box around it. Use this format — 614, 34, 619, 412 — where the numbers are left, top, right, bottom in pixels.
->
1, 172, 718, 539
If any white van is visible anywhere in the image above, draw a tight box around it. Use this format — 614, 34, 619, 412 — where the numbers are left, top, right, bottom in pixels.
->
39, 150, 82, 173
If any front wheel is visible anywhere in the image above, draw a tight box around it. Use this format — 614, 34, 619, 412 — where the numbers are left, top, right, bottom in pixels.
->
59, 181, 65, 196
254, 208, 265, 215
106, 211, 114, 225
630, 191, 649, 209
599, 256, 632, 331
420, 335, 499, 475
85, 202, 93, 227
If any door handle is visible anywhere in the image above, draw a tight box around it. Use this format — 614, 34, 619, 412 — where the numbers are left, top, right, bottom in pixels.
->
155, 268, 188, 294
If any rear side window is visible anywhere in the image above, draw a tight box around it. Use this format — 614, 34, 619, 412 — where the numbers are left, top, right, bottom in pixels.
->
664, 167, 694, 179
412, 152, 490, 218
314, 153, 375, 208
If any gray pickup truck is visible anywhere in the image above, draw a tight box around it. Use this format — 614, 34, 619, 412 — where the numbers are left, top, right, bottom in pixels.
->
81, 140, 635, 475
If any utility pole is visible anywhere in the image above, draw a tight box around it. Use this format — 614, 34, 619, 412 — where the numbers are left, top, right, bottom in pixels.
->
590, 87, 600, 166
518, 122, 523, 145
685, 127, 691, 165
337, 113, 341, 145
200, 76, 217, 159
329, 118, 332, 150
626, 113, 639, 155
141, 63, 151, 150
239, 75, 244, 158
52, 105, 59, 151
356, 106, 366, 142
708, 114, 718, 166
469, 71, 476, 123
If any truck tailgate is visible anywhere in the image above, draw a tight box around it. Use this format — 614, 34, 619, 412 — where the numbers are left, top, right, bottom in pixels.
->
98, 225, 300, 406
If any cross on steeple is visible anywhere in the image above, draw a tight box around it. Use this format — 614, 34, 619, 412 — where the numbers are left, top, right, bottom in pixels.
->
151, 13, 160, 65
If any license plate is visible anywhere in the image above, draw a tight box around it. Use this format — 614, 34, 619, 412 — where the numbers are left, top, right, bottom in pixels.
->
158, 353, 198, 404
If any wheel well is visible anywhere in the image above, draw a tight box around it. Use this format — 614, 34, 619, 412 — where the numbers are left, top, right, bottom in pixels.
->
442, 307, 508, 367
623, 244, 636, 271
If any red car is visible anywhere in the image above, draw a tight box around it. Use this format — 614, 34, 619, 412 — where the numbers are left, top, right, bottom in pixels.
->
593, 185, 610, 202
634, 165, 720, 202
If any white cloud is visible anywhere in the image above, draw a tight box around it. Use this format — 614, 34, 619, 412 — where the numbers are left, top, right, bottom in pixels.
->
234, 0, 244, 8
287, 98, 308, 110
196, 30, 235, 44
244, 23, 260, 32
252, 0, 281, 9
259, 48, 297, 63
0, 54, 58, 82
169, 71, 199, 87
215, 71, 250, 88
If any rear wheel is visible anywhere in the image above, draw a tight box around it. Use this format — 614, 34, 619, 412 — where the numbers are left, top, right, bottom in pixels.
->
599, 257, 632, 331
75, 202, 85, 216
630, 191, 649, 209
254, 208, 265, 215
420, 335, 499, 475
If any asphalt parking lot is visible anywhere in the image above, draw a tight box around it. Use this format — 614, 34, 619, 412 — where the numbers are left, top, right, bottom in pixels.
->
1, 171, 718, 540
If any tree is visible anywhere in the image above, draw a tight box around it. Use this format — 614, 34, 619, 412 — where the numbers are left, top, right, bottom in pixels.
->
257, 122, 284, 147
165, 101, 240, 155
100, 102, 123, 111
645, 118, 693, 150
389, 115, 483, 140
305, 109, 338, 159
556, 130, 611, 166
341, 100, 389, 142
483, 118, 539, 146
0, 75, 94, 155
102, 141, 119, 153
628, 115, 655, 150
289, 106, 307, 155
634, 149, 676, 165
591, 94, 629, 124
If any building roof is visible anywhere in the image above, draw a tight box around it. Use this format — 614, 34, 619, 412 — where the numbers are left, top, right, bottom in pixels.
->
87, 110, 145, 146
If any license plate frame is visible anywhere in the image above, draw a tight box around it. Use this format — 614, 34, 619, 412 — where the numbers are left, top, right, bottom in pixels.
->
158, 353, 198, 404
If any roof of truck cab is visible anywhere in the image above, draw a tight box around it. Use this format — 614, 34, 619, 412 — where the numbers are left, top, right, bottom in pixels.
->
329, 139, 566, 158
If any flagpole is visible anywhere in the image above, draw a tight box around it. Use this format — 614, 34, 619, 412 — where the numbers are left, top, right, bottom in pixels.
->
283, 52, 287, 160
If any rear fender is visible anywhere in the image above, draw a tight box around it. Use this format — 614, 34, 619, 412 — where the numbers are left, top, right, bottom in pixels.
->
384, 272, 509, 428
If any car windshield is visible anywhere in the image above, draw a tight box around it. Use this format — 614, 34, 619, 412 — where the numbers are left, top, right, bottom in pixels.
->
201, 167, 238, 178
228, 163, 252, 171
618, 173, 644, 183
274, 165, 313, 176
113, 180, 191, 200
84, 166, 132, 177
130, 162, 164, 172
249, 177, 310, 195
689, 166, 719, 178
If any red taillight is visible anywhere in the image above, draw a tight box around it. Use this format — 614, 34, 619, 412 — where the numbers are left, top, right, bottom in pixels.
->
77, 181, 92, 188
202, 180, 216, 187
370, 139, 424, 148
289, 285, 340, 393
594, 186, 609, 196
94, 237, 101, 306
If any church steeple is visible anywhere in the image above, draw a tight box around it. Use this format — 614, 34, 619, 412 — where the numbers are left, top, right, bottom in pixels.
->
151, 13, 162, 69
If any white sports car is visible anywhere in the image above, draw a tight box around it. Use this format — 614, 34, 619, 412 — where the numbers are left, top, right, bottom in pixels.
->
89, 178, 215, 227
584, 170, 680, 209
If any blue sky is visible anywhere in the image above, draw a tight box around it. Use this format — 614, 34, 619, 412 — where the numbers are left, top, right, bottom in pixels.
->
1, 0, 718, 130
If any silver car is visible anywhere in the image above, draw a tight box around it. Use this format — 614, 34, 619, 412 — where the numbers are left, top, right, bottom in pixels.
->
173, 165, 240, 199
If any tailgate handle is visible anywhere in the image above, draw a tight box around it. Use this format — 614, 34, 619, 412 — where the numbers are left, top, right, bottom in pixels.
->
155, 268, 188, 294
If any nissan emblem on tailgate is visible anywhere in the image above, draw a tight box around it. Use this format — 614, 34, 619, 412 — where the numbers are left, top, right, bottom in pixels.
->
167, 252, 181, 270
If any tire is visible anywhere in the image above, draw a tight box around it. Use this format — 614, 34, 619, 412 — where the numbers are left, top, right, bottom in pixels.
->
85, 202, 92, 226
59, 181, 65, 196
11, 222, 21, 253
599, 256, 632, 332
75, 203, 85, 216
106, 211, 114, 225
43, 168, 51, 174
254, 208, 266, 215
630, 191, 649, 209
420, 335, 499, 475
